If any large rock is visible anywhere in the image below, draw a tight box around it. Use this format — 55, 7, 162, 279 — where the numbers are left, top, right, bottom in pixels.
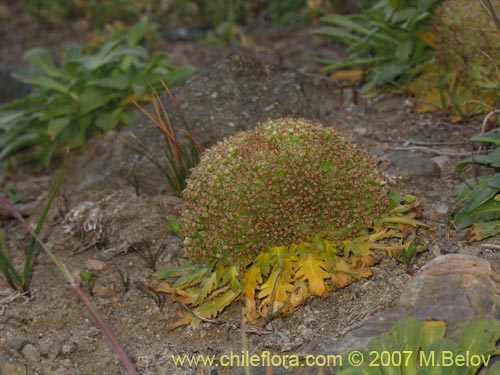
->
236, 254, 500, 375
71, 53, 345, 194
300, 254, 500, 374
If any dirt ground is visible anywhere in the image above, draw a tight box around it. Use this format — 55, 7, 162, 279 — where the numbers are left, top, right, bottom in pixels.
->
1, 16, 499, 375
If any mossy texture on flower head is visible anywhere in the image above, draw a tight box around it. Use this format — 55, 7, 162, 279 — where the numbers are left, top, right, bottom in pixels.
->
180, 118, 387, 265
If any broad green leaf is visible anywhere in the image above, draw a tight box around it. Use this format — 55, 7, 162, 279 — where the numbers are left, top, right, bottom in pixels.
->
395, 40, 415, 62
392, 8, 420, 24
86, 75, 130, 90
78, 88, 116, 115
453, 176, 492, 201
24, 48, 65, 79
0, 111, 24, 128
368, 332, 401, 375
47, 117, 71, 138
127, 18, 148, 46
163, 65, 196, 87
421, 339, 462, 375
363, 63, 410, 91
488, 362, 500, 375
393, 317, 422, 375
459, 319, 500, 353
470, 132, 500, 145
453, 199, 500, 230
12, 71, 68, 93
458, 319, 500, 374
321, 14, 371, 34
95, 107, 123, 131
313, 26, 364, 44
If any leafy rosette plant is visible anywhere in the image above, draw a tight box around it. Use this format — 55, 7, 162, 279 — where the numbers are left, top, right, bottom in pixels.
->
453, 132, 500, 242
156, 118, 431, 329
0, 18, 195, 165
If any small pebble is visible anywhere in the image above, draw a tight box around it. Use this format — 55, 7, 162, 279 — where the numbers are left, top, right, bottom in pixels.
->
93, 283, 117, 298
39, 336, 61, 359
85, 259, 106, 271
60, 340, 78, 356
5, 337, 29, 352
21, 344, 40, 362
353, 126, 368, 136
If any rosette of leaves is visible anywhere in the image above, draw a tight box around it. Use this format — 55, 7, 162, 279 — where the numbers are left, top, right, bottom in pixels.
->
156, 118, 431, 329
453, 132, 500, 243
337, 317, 500, 375
0, 18, 195, 165
312, 0, 442, 92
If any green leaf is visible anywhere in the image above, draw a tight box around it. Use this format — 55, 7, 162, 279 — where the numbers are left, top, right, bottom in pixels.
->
47, 117, 71, 138
86, 75, 130, 90
421, 339, 461, 374
12, 71, 69, 93
127, 18, 148, 46
313, 26, 364, 44
395, 40, 415, 62
392, 8, 420, 24
453, 199, 500, 230
470, 132, 500, 145
24, 48, 65, 79
163, 65, 196, 87
78, 88, 116, 115
458, 319, 500, 374
363, 63, 410, 91
393, 317, 422, 375
0, 111, 24, 128
320, 14, 371, 34
488, 361, 500, 375
95, 107, 123, 131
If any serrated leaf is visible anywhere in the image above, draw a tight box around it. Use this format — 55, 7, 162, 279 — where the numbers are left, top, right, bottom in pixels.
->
242, 263, 262, 299
295, 253, 331, 296
193, 288, 239, 320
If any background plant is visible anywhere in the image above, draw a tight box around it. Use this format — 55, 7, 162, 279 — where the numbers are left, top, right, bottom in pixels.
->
452, 130, 500, 243
121, 82, 204, 197
18, 0, 161, 28
0, 18, 195, 166
0, 157, 63, 293
338, 316, 500, 375
312, 0, 443, 92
